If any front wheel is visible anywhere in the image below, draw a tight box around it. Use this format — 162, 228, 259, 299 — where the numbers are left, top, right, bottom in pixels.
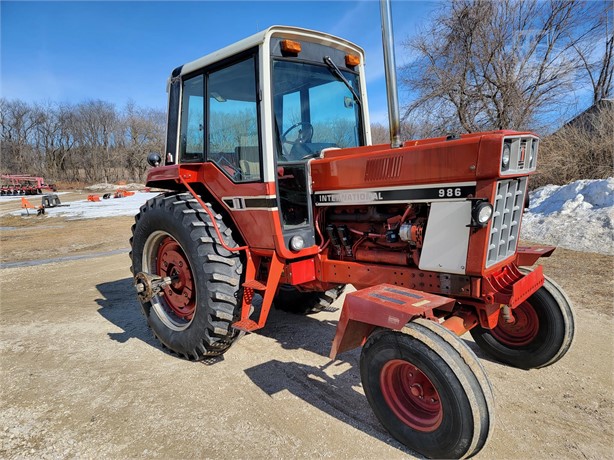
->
470, 273, 575, 369
361, 318, 494, 459
130, 193, 244, 360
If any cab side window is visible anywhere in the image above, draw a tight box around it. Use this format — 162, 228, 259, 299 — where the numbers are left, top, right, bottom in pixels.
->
180, 74, 204, 162
208, 56, 261, 182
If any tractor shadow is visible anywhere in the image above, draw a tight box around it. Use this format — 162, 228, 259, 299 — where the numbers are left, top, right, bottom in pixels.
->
93, 280, 417, 455
94, 277, 162, 350
460, 337, 505, 366
460, 333, 501, 365
246, 307, 419, 457
243, 357, 418, 455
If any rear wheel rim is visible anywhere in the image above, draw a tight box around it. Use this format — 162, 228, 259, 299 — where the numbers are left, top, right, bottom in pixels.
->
491, 301, 539, 347
143, 231, 196, 331
380, 359, 443, 432
156, 236, 196, 320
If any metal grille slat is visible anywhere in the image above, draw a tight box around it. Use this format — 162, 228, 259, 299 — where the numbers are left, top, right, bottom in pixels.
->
486, 178, 527, 267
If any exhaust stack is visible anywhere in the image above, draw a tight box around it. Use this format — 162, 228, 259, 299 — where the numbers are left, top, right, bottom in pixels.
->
380, 0, 402, 148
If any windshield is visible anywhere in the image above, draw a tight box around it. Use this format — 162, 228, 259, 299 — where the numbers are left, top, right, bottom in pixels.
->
272, 60, 363, 162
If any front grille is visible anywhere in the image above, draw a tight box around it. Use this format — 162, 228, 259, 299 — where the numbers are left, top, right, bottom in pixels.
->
486, 178, 527, 267
501, 136, 538, 175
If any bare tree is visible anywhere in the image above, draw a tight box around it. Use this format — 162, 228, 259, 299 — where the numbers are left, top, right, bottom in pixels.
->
401, 0, 610, 133
573, 1, 613, 103
370, 120, 439, 145
0, 98, 165, 183
122, 101, 166, 179
370, 122, 390, 145
71, 100, 118, 182
0, 99, 40, 173
532, 101, 614, 188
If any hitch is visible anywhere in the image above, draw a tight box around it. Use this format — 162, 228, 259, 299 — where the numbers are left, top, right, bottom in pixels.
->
134, 272, 174, 302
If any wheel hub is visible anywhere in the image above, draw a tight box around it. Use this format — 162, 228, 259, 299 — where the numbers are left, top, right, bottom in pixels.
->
491, 301, 539, 346
380, 359, 443, 432
156, 237, 195, 320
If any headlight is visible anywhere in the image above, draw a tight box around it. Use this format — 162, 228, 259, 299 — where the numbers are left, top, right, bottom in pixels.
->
501, 143, 511, 170
289, 235, 305, 251
472, 201, 493, 227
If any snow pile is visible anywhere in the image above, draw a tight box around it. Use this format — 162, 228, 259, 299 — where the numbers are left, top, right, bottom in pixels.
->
85, 183, 147, 192
12, 192, 159, 220
521, 178, 614, 255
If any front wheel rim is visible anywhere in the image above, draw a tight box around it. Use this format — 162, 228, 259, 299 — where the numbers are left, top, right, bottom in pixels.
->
380, 359, 443, 432
491, 301, 540, 346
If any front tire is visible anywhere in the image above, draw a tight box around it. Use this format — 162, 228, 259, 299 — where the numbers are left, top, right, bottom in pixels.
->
361, 319, 494, 459
470, 273, 575, 369
130, 193, 243, 360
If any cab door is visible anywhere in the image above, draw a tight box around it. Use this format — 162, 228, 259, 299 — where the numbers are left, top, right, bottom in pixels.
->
274, 87, 317, 252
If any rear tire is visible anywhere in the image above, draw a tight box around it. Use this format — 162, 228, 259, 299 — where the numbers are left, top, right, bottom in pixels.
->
361, 318, 494, 459
274, 284, 345, 314
130, 193, 244, 360
470, 272, 575, 369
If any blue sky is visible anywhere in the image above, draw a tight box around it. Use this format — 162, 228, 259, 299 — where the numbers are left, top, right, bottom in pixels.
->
1, 0, 440, 124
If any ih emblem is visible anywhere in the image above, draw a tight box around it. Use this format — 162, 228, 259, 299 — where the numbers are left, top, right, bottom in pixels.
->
519, 144, 526, 164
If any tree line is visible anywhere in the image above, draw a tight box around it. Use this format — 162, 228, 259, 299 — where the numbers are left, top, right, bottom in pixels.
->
1, 0, 612, 186
400, 0, 612, 134
0, 99, 165, 184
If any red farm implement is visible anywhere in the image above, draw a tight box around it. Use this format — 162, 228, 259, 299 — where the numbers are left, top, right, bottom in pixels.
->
0, 175, 56, 196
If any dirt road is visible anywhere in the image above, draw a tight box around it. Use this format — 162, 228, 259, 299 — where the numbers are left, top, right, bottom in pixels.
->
0, 213, 612, 459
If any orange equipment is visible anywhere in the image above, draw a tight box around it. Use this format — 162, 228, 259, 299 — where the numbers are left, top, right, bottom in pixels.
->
20, 197, 45, 215
21, 197, 36, 214
114, 189, 135, 198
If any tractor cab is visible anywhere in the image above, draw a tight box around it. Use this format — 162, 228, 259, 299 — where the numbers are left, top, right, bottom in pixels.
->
154, 26, 370, 256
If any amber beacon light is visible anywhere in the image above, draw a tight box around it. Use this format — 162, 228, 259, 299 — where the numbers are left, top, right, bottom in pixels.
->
281, 39, 302, 54
345, 54, 360, 66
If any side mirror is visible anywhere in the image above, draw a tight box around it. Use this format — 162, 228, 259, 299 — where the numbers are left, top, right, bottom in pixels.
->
147, 152, 162, 167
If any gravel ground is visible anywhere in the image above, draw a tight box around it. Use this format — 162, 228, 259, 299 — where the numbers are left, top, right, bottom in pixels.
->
0, 213, 612, 459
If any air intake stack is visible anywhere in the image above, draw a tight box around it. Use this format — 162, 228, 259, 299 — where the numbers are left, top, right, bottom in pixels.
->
380, 0, 403, 148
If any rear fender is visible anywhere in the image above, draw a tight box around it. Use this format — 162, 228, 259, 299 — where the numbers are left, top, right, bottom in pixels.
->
330, 284, 456, 359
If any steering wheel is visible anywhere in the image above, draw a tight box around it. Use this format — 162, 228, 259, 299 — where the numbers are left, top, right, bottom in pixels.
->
281, 122, 314, 157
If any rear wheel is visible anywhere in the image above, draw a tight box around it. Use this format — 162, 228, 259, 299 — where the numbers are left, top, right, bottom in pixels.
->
361, 318, 494, 459
470, 273, 575, 369
274, 284, 345, 314
130, 193, 243, 360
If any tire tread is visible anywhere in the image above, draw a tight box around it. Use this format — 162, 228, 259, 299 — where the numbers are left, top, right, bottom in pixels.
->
130, 192, 243, 361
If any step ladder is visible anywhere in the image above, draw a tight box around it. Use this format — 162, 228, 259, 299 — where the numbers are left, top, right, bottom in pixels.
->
232, 251, 284, 332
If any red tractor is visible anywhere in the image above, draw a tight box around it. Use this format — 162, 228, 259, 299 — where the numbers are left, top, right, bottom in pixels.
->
131, 19, 574, 459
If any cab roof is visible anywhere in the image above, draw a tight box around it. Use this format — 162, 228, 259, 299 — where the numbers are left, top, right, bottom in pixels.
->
177, 25, 365, 77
